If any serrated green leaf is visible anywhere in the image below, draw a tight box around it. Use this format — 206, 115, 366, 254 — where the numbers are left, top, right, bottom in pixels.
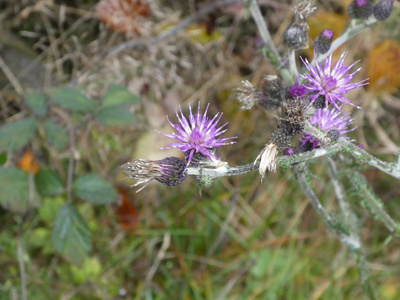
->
73, 174, 117, 204
43, 120, 68, 150
49, 88, 96, 112
95, 106, 136, 127
0, 167, 40, 213
35, 168, 64, 196
52, 204, 91, 266
102, 84, 140, 107
24, 91, 48, 116
0, 118, 38, 152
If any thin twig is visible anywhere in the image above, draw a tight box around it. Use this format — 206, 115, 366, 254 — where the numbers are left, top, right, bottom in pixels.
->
248, 0, 280, 63
51, 107, 75, 204
143, 233, 171, 289
0, 55, 24, 95
215, 265, 248, 300
207, 192, 238, 256
17, 235, 27, 300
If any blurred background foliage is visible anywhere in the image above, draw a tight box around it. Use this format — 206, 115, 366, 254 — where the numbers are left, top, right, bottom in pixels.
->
0, 0, 399, 299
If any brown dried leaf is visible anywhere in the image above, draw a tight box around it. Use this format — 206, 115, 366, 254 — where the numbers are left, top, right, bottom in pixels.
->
367, 39, 400, 93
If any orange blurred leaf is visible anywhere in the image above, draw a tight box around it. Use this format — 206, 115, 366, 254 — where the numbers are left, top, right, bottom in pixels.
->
96, 0, 150, 35
367, 39, 400, 93
17, 149, 39, 174
115, 187, 139, 231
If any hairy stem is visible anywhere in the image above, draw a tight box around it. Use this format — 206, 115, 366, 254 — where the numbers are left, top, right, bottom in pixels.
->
349, 171, 399, 234
327, 158, 377, 300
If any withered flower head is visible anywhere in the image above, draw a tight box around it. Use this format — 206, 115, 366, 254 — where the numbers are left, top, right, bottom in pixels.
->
280, 100, 306, 136
235, 80, 261, 110
254, 129, 290, 180
254, 142, 279, 180
121, 157, 187, 192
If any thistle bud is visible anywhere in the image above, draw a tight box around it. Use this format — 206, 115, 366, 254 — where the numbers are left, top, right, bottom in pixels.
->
121, 157, 187, 192
348, 0, 374, 19
283, 24, 308, 50
373, 0, 394, 20
313, 29, 333, 54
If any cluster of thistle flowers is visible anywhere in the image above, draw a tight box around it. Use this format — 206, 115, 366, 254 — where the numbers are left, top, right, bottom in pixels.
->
121, 0, 395, 190
238, 0, 395, 179
121, 103, 236, 191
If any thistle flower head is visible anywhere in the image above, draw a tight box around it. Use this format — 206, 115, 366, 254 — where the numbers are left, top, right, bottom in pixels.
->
158, 103, 236, 166
121, 157, 187, 192
300, 107, 355, 149
300, 52, 368, 111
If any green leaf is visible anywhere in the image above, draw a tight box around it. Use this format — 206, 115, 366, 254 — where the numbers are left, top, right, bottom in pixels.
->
94, 106, 136, 127
0, 118, 38, 152
43, 120, 68, 150
73, 174, 117, 205
102, 84, 140, 107
35, 168, 64, 196
52, 204, 91, 266
0, 167, 39, 214
24, 91, 48, 116
39, 196, 65, 225
49, 88, 96, 112
0, 153, 7, 165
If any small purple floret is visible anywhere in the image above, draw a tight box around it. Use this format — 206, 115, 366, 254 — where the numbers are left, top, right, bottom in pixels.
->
300, 52, 368, 111
158, 103, 237, 166
289, 82, 307, 99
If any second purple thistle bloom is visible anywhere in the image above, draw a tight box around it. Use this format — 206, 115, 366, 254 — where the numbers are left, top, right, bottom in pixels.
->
300, 52, 368, 111
158, 103, 237, 166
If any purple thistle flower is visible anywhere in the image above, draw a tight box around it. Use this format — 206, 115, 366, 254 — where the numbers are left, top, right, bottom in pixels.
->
300, 52, 368, 111
158, 103, 237, 166
300, 107, 355, 149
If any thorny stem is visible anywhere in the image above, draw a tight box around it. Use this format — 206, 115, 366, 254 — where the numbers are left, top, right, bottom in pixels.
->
292, 163, 361, 250
349, 171, 399, 234
327, 158, 378, 300
187, 137, 400, 180
327, 157, 358, 231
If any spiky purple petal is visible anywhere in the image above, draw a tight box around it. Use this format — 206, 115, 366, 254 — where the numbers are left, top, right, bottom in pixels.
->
157, 103, 236, 166
300, 52, 368, 111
